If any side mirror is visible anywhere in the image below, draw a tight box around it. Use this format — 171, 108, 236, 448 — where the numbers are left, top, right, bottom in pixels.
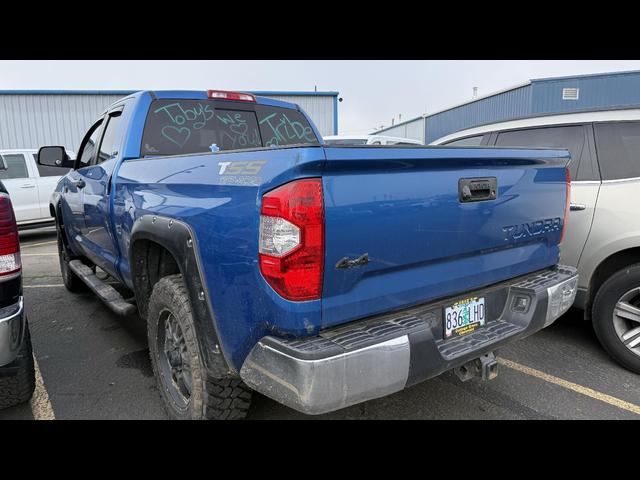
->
37, 146, 75, 168
0, 155, 7, 172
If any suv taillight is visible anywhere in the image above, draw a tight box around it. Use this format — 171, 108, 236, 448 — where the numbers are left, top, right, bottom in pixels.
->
0, 195, 20, 278
559, 168, 571, 245
259, 179, 324, 301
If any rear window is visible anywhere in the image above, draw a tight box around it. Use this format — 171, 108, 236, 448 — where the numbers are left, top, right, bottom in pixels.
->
140, 99, 319, 156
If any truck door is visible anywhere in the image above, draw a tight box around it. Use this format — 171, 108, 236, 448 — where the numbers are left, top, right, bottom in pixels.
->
0, 151, 42, 223
65, 117, 104, 245
75, 108, 123, 276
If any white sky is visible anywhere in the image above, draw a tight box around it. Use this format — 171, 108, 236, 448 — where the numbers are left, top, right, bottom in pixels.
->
2, 60, 640, 135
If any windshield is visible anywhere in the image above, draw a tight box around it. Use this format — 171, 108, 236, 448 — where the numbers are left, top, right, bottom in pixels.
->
140, 99, 320, 156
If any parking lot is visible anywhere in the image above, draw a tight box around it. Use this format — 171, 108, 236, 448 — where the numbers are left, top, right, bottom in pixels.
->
0, 227, 637, 420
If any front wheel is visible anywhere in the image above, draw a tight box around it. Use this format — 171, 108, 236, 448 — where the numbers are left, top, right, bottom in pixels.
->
56, 218, 87, 292
147, 274, 252, 420
592, 264, 640, 374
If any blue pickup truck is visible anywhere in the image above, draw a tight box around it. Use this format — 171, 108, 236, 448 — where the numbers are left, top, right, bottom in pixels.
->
37, 89, 578, 419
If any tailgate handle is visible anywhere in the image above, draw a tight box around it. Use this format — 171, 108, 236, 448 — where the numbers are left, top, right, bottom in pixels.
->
459, 177, 497, 203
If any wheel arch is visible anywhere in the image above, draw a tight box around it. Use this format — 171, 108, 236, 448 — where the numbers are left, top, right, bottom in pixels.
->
129, 215, 232, 377
585, 247, 640, 320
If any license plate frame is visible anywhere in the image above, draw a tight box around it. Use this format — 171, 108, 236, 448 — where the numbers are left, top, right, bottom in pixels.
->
444, 297, 486, 339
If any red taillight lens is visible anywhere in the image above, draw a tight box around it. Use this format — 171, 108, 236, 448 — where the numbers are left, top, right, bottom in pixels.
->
0, 195, 21, 277
259, 179, 324, 301
559, 168, 571, 245
207, 90, 257, 102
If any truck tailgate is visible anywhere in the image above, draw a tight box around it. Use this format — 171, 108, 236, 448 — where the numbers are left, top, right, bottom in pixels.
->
321, 146, 570, 328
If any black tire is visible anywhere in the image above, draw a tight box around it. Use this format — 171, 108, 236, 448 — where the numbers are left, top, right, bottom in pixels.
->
0, 320, 36, 410
56, 218, 87, 292
147, 274, 252, 420
592, 263, 640, 374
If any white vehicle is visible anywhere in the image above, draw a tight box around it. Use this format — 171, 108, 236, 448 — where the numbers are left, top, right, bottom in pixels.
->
431, 106, 640, 374
323, 134, 423, 146
0, 149, 74, 229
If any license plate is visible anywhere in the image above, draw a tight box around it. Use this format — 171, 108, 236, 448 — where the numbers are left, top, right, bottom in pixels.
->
444, 297, 486, 339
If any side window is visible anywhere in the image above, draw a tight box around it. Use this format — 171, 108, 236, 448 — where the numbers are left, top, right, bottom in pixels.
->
494, 126, 588, 180
76, 120, 104, 169
443, 135, 484, 147
0, 154, 29, 180
593, 121, 640, 181
96, 113, 122, 165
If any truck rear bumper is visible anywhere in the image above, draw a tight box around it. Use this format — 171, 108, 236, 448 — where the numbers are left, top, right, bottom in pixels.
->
0, 297, 25, 367
240, 266, 578, 415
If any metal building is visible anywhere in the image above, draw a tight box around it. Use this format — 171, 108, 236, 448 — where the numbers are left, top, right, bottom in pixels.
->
0, 90, 339, 152
374, 70, 640, 144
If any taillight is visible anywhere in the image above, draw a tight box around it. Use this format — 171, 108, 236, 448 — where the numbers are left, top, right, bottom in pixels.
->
0, 194, 20, 278
259, 179, 324, 301
559, 168, 571, 245
207, 90, 257, 102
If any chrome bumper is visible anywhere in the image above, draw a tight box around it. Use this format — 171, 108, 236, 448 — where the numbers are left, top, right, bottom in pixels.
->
240, 266, 578, 415
0, 297, 25, 367
241, 335, 411, 415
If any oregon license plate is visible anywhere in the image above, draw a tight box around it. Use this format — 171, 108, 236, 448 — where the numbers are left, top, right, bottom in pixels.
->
444, 297, 486, 339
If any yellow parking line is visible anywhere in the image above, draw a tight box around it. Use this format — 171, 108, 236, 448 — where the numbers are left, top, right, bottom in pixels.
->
29, 356, 55, 420
21, 240, 57, 248
24, 285, 64, 288
498, 358, 640, 415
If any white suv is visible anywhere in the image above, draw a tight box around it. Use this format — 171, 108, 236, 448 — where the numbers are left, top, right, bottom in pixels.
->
432, 106, 640, 374
0, 149, 74, 229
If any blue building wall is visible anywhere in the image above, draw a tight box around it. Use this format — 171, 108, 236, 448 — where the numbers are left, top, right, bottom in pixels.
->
529, 70, 640, 114
424, 84, 532, 144
378, 70, 640, 145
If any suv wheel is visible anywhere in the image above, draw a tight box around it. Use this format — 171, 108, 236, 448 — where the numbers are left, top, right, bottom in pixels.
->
147, 274, 252, 420
592, 264, 640, 374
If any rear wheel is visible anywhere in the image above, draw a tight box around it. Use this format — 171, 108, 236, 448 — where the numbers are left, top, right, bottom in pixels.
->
0, 320, 36, 410
147, 274, 252, 420
592, 264, 640, 374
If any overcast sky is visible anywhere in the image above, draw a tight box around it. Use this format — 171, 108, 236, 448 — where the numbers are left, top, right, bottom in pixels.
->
3, 60, 640, 135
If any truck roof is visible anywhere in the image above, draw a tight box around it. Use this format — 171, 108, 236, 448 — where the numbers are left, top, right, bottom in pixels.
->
116, 90, 298, 110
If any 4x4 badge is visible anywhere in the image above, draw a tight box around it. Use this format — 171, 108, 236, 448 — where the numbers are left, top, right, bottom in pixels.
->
335, 253, 370, 270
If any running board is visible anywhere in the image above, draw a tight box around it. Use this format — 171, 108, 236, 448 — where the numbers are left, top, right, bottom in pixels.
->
68, 260, 137, 317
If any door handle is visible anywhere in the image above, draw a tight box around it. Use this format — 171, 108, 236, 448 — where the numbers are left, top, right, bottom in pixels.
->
75, 179, 86, 189
20, 184, 35, 188
570, 203, 586, 211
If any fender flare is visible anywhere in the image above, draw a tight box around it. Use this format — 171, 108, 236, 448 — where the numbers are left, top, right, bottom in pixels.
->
129, 215, 231, 378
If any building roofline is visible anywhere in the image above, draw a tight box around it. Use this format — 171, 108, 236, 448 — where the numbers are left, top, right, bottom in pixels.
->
0, 89, 339, 96
371, 81, 532, 135
0, 90, 140, 95
530, 69, 640, 83
424, 81, 532, 118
